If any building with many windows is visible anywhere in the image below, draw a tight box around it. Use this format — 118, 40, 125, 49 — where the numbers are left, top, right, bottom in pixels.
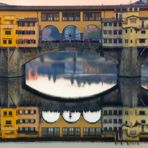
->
0, 4, 146, 48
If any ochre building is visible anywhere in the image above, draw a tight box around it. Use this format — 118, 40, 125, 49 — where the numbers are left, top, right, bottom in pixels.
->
0, 4, 147, 48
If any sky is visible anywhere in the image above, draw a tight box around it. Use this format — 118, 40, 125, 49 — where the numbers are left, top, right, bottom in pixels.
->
0, 0, 137, 6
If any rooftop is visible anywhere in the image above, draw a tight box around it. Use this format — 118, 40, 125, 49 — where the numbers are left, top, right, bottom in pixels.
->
0, 4, 147, 11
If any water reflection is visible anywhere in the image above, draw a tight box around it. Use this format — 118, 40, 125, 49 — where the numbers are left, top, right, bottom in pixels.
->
0, 50, 148, 143
25, 51, 117, 99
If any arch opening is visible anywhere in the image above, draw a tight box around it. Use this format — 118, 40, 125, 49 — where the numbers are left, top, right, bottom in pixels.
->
62, 25, 81, 41
42, 25, 60, 41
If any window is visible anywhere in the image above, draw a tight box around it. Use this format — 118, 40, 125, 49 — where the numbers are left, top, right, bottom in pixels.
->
141, 120, 146, 124
108, 22, 112, 26
104, 22, 108, 26
114, 22, 117, 27
3, 40, 7, 44
104, 119, 107, 123
5, 30, 11, 35
109, 39, 112, 43
139, 110, 146, 115
83, 128, 100, 136
139, 39, 146, 43
41, 12, 59, 21
42, 127, 60, 137
62, 12, 80, 21
108, 30, 112, 34
114, 39, 117, 44
114, 30, 117, 35
141, 30, 146, 34
125, 29, 128, 33
114, 110, 118, 115
118, 30, 122, 35
8, 40, 12, 44
9, 111, 12, 116
118, 38, 122, 44
104, 30, 107, 34
63, 128, 80, 136
83, 11, 101, 21
108, 110, 112, 115
3, 111, 7, 116
103, 110, 107, 115
125, 39, 128, 44
6, 120, 11, 125
119, 119, 122, 123
104, 39, 107, 44
114, 119, 117, 123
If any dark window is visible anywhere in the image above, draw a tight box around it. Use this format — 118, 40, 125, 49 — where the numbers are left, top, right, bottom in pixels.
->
114, 30, 117, 35
139, 39, 146, 43
9, 111, 12, 116
3, 40, 7, 44
83, 128, 100, 136
8, 40, 12, 44
119, 119, 122, 123
139, 111, 145, 115
83, 11, 101, 21
114, 22, 117, 27
114, 39, 117, 44
103, 110, 107, 115
3, 111, 7, 116
114, 119, 117, 123
63, 128, 80, 136
6, 120, 11, 125
141, 120, 146, 124
41, 12, 59, 21
118, 38, 122, 44
41, 127, 59, 137
108, 22, 112, 26
109, 39, 112, 43
114, 110, 118, 115
5, 30, 11, 35
104, 22, 108, 26
141, 30, 146, 34
118, 30, 122, 35
62, 12, 80, 21
118, 110, 122, 115
108, 110, 112, 115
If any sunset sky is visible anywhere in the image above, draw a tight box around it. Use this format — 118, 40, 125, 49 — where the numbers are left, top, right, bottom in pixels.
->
0, 0, 137, 5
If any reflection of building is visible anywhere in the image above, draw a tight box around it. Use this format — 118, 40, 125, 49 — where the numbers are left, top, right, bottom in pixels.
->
0, 107, 39, 139
17, 107, 39, 138
40, 111, 101, 138
1, 108, 18, 139
102, 107, 148, 141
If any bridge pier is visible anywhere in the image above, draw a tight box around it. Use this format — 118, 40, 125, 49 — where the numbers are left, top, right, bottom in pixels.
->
119, 78, 140, 107
0, 48, 22, 77
119, 47, 141, 77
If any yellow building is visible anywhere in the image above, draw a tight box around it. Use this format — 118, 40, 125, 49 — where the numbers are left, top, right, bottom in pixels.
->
16, 107, 39, 138
40, 111, 101, 138
0, 16, 18, 48
1, 108, 18, 139
0, 5, 146, 48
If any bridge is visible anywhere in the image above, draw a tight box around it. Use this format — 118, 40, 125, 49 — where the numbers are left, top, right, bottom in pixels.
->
0, 43, 148, 78
0, 4, 147, 77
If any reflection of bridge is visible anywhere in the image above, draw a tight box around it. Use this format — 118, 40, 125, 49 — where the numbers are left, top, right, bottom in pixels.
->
0, 75, 148, 111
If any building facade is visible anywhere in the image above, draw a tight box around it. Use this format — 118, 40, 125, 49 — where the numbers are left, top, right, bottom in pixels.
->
0, 4, 146, 48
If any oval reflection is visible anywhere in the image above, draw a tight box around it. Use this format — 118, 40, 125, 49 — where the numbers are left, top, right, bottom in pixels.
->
42, 111, 60, 123
83, 111, 101, 123
25, 51, 117, 100
63, 111, 81, 123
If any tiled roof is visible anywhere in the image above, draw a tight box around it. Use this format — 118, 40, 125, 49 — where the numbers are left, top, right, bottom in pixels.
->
0, 4, 147, 11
